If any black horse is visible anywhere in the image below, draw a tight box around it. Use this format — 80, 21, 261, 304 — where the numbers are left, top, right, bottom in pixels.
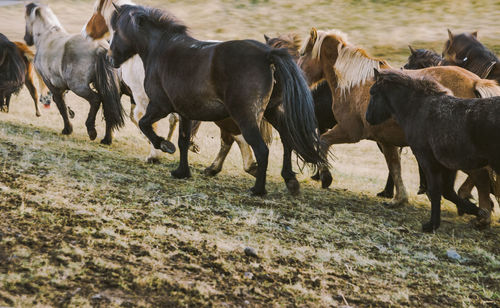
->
0, 33, 26, 113
108, 4, 326, 195
366, 69, 493, 232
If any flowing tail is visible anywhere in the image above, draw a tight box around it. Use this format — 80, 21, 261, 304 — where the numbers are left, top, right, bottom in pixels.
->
94, 48, 125, 131
267, 49, 327, 165
0, 44, 25, 95
260, 120, 273, 145
475, 79, 500, 98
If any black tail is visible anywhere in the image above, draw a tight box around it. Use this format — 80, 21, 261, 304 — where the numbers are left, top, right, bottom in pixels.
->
94, 49, 125, 131
0, 45, 26, 95
268, 49, 327, 166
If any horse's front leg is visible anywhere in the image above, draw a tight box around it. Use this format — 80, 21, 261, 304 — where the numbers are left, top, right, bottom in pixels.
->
138, 100, 175, 153
379, 143, 408, 206
464, 169, 493, 228
171, 116, 192, 179
51, 89, 73, 135
204, 127, 235, 176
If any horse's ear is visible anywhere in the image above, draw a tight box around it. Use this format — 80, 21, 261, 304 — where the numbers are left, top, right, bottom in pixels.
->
373, 68, 380, 79
112, 2, 122, 13
264, 34, 270, 43
471, 31, 478, 38
310, 27, 318, 44
447, 29, 454, 42
408, 45, 416, 55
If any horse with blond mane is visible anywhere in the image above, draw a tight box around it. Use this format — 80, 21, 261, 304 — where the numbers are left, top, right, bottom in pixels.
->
298, 28, 500, 220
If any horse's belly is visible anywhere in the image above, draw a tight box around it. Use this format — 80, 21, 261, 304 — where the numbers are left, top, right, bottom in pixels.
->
173, 98, 229, 121
432, 145, 487, 170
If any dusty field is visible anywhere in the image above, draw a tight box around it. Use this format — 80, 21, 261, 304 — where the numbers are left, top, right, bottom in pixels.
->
0, 0, 499, 307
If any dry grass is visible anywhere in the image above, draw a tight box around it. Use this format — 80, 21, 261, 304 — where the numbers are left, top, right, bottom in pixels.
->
0, 0, 499, 307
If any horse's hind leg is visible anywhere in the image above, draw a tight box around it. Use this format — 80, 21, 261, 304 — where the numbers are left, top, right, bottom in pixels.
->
265, 105, 299, 195
234, 135, 258, 177
379, 143, 408, 206
240, 123, 269, 195
189, 120, 201, 153
171, 116, 192, 179
4, 95, 11, 113
457, 175, 475, 200
24, 69, 41, 117
204, 128, 235, 176
167, 114, 178, 142
464, 169, 492, 228
72, 86, 101, 141
376, 142, 394, 198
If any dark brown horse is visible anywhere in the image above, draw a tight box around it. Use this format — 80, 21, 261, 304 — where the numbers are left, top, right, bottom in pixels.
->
0, 34, 28, 114
366, 69, 494, 232
109, 5, 326, 195
443, 30, 500, 81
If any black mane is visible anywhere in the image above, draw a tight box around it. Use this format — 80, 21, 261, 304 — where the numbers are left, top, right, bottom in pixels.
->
378, 70, 450, 97
113, 5, 188, 35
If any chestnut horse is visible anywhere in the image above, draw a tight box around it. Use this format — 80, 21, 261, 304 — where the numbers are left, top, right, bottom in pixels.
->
0, 34, 50, 116
298, 28, 500, 207
367, 69, 495, 231
109, 4, 325, 195
82, 0, 270, 172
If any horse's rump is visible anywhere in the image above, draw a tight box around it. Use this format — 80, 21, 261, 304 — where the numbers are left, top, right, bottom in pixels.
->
0, 34, 26, 95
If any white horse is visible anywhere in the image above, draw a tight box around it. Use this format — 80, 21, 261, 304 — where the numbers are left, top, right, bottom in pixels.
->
24, 2, 124, 144
81, 0, 269, 175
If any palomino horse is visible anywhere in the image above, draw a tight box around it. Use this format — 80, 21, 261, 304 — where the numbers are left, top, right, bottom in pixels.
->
443, 30, 500, 82
109, 4, 325, 195
298, 28, 500, 206
82, 0, 270, 172
366, 69, 496, 231
24, 3, 124, 144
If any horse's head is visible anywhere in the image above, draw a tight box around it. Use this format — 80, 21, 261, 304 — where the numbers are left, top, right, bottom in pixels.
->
366, 69, 393, 125
82, 0, 110, 40
24, 2, 63, 46
297, 28, 330, 85
442, 29, 478, 65
108, 4, 141, 68
403, 46, 443, 69
264, 33, 301, 60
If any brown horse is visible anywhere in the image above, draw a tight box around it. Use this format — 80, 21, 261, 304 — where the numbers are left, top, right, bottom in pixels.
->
298, 28, 500, 208
443, 30, 500, 82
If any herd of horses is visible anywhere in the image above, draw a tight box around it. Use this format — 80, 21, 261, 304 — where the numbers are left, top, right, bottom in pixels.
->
0, 0, 499, 232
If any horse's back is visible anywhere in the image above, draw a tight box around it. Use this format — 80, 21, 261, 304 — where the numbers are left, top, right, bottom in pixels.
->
411, 66, 480, 98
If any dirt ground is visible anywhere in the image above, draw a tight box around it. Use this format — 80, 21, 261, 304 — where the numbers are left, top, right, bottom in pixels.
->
0, 0, 499, 307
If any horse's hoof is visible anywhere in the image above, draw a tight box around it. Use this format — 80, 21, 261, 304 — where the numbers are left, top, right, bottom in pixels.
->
250, 186, 267, 196
171, 168, 191, 179
68, 107, 75, 119
203, 167, 220, 177
457, 200, 479, 216
320, 170, 333, 189
100, 138, 112, 145
245, 163, 258, 177
62, 127, 72, 135
311, 172, 321, 181
87, 128, 97, 141
160, 140, 176, 154
285, 178, 300, 196
422, 221, 438, 233
385, 198, 407, 208
417, 187, 427, 195
35, 112, 41, 117
1, 106, 9, 113
189, 142, 200, 153
146, 156, 161, 164
377, 190, 394, 199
